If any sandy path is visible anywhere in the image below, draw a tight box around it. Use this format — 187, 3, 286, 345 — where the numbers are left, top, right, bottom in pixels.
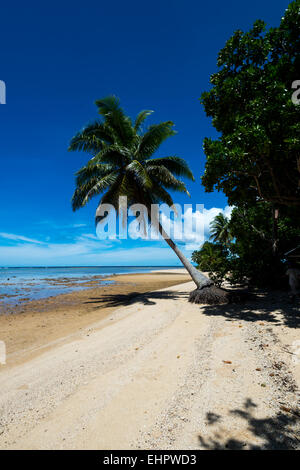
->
0, 281, 299, 450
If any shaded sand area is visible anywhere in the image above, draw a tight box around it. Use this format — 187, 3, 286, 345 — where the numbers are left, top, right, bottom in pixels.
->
0, 276, 299, 449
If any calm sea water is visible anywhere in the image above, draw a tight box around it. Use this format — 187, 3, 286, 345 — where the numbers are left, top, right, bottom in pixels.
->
0, 266, 180, 307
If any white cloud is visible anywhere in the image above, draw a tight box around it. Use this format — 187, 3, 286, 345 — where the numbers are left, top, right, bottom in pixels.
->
77, 233, 99, 241
0, 230, 144, 266
0, 205, 233, 266
0, 232, 45, 245
179, 205, 233, 251
0, 242, 178, 266
36, 220, 87, 229
125, 205, 233, 252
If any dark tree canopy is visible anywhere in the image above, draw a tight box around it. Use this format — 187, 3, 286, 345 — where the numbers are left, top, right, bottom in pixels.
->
192, 202, 300, 288
200, 0, 300, 207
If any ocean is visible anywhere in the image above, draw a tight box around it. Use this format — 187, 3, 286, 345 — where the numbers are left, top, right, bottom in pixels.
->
0, 266, 180, 307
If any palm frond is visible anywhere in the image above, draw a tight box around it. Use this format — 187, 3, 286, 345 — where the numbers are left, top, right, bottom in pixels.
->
134, 110, 153, 132
95, 95, 134, 146
96, 174, 127, 224
126, 160, 153, 189
209, 213, 233, 245
72, 178, 98, 211
75, 163, 115, 186
72, 171, 119, 210
95, 95, 121, 114
93, 144, 131, 166
145, 156, 195, 181
68, 121, 115, 153
137, 122, 176, 159
146, 165, 190, 195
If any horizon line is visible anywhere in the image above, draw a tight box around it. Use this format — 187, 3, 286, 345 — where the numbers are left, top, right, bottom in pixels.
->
0, 265, 183, 269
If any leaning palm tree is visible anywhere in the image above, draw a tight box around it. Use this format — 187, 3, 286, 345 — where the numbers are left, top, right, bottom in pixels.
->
69, 96, 227, 303
210, 213, 233, 247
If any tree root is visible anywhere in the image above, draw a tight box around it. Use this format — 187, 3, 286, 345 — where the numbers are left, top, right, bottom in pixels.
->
189, 285, 249, 305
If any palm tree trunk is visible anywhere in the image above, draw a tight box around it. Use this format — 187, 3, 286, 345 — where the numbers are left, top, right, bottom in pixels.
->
157, 221, 212, 288
156, 221, 229, 304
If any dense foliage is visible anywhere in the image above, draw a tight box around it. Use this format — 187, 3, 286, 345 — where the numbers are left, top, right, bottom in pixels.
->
200, 0, 300, 207
209, 213, 233, 246
192, 203, 300, 288
191, 241, 229, 287
195, 1, 300, 289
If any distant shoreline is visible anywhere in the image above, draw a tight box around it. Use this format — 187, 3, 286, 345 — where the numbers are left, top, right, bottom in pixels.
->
0, 266, 185, 307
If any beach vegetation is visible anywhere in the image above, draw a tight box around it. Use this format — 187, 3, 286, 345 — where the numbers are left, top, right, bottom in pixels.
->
200, 0, 300, 209
196, 0, 300, 290
192, 202, 300, 288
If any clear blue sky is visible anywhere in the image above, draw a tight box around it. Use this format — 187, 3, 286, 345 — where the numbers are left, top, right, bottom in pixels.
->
0, 0, 290, 266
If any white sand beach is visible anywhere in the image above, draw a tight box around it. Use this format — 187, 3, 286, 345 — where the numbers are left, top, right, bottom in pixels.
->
0, 277, 299, 450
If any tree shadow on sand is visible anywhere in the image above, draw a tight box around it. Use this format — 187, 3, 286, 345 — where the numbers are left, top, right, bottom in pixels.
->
84, 290, 189, 308
199, 398, 300, 450
200, 290, 300, 329
84, 284, 299, 329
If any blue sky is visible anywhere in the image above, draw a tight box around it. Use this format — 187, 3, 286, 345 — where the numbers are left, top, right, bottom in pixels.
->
0, 0, 290, 266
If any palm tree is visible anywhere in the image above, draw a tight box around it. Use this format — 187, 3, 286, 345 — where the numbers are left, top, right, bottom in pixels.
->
69, 96, 226, 303
210, 213, 233, 247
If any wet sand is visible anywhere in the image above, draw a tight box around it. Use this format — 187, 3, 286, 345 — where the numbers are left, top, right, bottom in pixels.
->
0, 272, 189, 367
